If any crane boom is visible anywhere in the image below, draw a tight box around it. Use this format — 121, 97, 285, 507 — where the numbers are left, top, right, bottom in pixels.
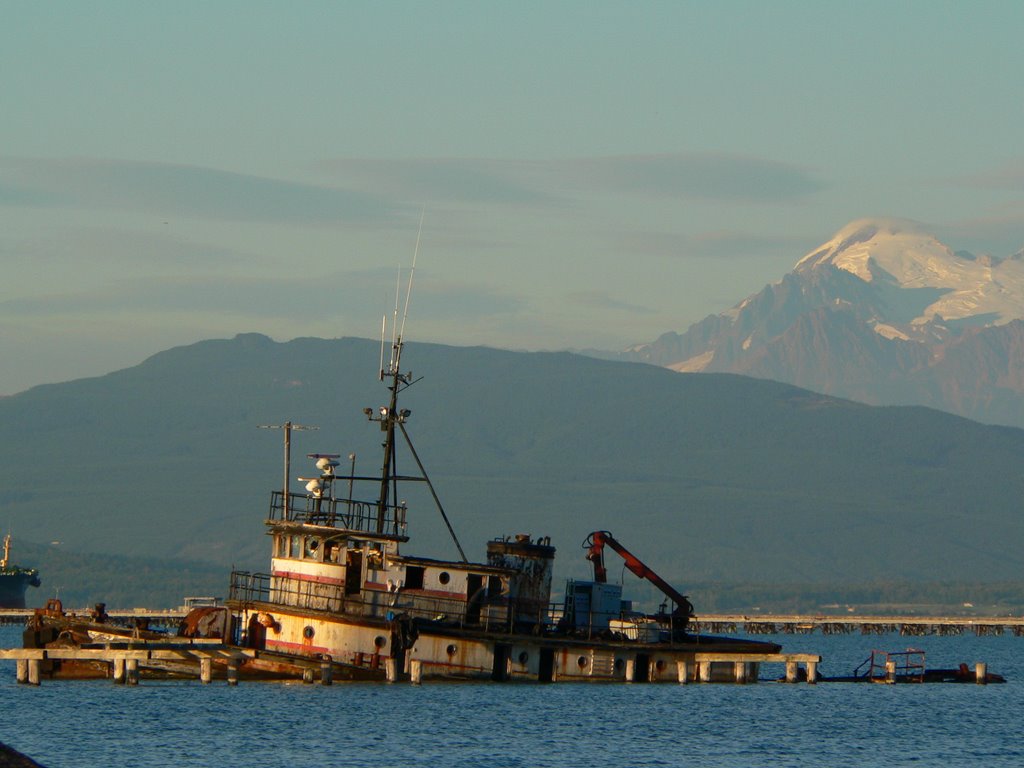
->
584, 530, 694, 623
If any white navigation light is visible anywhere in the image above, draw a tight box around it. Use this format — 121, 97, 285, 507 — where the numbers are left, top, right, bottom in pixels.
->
380, 407, 388, 417
304, 478, 322, 496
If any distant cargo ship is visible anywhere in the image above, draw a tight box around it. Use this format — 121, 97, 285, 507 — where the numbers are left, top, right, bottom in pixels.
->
0, 534, 41, 609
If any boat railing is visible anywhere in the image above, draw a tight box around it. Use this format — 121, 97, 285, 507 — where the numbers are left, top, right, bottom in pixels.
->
228, 570, 515, 633
268, 491, 408, 538
228, 571, 682, 643
854, 649, 926, 682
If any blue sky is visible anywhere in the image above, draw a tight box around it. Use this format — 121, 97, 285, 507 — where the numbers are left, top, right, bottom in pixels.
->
2, 1, 1023, 394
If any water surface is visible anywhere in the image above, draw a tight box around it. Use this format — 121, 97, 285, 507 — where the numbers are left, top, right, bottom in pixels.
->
1, 627, 1021, 767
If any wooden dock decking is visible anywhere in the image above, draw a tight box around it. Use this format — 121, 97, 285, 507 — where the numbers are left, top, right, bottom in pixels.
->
0, 608, 187, 627
4, 608, 1022, 635
0, 640, 251, 686
0, 643, 822, 686
4, 608, 1024, 635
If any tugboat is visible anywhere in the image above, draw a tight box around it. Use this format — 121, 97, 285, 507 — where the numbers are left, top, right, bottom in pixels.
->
0, 535, 40, 609
220, 327, 783, 683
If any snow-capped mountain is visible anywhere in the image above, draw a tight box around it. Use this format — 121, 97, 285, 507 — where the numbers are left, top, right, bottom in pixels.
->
796, 218, 1024, 336
617, 218, 1024, 428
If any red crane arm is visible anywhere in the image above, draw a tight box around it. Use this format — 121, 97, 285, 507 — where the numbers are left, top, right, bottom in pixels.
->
584, 530, 694, 618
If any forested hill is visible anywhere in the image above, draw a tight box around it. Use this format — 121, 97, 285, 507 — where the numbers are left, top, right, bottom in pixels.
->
2, 333, 1023, 607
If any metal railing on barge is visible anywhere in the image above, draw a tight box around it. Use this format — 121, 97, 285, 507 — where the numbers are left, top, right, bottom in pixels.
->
228, 569, 519, 633
228, 570, 691, 642
268, 490, 408, 539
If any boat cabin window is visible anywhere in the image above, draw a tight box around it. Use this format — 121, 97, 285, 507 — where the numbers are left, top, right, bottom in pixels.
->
323, 540, 340, 563
289, 536, 301, 559
276, 536, 287, 558
404, 566, 425, 590
304, 537, 320, 560
367, 545, 384, 568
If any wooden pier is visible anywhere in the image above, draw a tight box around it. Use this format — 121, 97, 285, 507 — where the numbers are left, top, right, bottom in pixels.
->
1, 610, 1010, 686
6, 609, 1021, 636
0, 640, 251, 686
0, 608, 187, 628
0, 644, 821, 685
692, 614, 1024, 636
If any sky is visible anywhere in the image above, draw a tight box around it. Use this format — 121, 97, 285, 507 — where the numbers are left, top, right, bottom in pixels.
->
2, 1, 1023, 395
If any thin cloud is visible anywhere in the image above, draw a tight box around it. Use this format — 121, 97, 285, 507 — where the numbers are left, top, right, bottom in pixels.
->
934, 206, 1024, 256
0, 224, 254, 268
946, 161, 1024, 192
0, 156, 397, 224
615, 229, 817, 259
566, 291, 656, 316
557, 154, 825, 202
318, 153, 824, 207
0, 270, 525, 323
321, 157, 554, 206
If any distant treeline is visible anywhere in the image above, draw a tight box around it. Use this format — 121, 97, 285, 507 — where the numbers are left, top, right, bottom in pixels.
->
16, 541, 232, 609
15, 537, 1024, 613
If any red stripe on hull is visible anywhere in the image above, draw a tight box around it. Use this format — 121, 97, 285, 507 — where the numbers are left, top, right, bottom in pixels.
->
272, 570, 346, 587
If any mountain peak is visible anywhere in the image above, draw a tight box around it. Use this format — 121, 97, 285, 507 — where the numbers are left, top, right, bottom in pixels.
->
794, 218, 1024, 325
613, 218, 1024, 427
794, 218, 952, 282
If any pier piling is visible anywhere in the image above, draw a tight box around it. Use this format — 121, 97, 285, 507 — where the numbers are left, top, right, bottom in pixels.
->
125, 659, 139, 686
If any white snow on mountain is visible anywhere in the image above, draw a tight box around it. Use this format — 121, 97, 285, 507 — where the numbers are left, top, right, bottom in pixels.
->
795, 218, 1024, 327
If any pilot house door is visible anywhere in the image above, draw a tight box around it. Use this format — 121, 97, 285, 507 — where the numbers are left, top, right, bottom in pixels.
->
466, 574, 483, 624
345, 551, 363, 595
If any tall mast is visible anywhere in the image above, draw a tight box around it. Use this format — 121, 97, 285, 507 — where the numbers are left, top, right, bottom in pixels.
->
377, 347, 399, 531
258, 421, 319, 520
365, 214, 467, 560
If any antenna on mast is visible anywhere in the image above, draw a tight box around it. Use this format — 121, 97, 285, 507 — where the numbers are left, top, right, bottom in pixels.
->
383, 209, 425, 377
379, 314, 387, 381
388, 266, 401, 373
398, 208, 423, 345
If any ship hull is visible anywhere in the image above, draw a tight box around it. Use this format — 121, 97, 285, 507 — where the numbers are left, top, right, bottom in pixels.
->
0, 572, 41, 609
227, 599, 781, 683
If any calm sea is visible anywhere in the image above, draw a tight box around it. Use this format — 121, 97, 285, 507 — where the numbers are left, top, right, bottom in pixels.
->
1, 626, 1022, 768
